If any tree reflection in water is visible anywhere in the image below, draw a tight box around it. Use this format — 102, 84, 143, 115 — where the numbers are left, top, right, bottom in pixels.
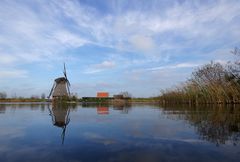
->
112, 101, 132, 114
48, 103, 70, 145
0, 104, 6, 114
161, 104, 240, 146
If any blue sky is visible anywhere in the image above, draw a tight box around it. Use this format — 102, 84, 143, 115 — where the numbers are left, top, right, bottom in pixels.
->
0, 0, 239, 98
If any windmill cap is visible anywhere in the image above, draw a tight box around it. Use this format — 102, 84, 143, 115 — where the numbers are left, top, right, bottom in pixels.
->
55, 77, 68, 83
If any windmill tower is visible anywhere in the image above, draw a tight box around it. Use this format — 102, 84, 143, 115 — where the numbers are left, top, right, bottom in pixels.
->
48, 63, 71, 100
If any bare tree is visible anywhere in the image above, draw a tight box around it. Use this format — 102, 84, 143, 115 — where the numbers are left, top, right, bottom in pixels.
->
0, 92, 7, 99
120, 91, 132, 98
41, 93, 46, 99
31, 95, 39, 99
228, 47, 240, 84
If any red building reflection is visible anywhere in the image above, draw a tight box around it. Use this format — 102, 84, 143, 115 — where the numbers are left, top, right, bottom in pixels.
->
97, 107, 109, 115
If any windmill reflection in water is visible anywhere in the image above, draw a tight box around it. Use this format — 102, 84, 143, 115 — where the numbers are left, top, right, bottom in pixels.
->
48, 104, 70, 145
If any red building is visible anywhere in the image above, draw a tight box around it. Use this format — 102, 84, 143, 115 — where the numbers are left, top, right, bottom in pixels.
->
97, 92, 109, 98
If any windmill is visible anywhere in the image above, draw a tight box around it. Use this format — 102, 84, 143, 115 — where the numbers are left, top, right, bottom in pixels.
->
48, 63, 71, 100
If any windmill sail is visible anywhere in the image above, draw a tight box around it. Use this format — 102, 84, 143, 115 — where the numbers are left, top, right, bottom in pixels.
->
48, 82, 56, 99
63, 63, 71, 95
63, 63, 67, 78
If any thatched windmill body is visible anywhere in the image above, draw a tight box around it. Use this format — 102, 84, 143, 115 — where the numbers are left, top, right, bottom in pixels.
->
48, 64, 71, 100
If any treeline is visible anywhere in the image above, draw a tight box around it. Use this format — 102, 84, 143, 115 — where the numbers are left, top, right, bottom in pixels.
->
159, 48, 240, 105
0, 93, 46, 102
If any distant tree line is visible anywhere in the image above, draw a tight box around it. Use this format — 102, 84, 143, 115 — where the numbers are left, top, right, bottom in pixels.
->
0, 92, 47, 102
159, 48, 240, 105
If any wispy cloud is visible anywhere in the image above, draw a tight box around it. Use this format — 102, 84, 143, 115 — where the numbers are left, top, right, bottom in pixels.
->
148, 63, 200, 71
0, 69, 28, 78
1, 0, 239, 65
129, 35, 155, 53
0, 0, 90, 66
84, 60, 116, 74
0, 54, 18, 64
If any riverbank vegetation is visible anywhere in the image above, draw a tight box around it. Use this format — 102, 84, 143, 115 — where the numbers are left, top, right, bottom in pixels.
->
159, 48, 240, 105
0, 98, 46, 102
130, 97, 159, 103
0, 95, 46, 102
0, 95, 78, 103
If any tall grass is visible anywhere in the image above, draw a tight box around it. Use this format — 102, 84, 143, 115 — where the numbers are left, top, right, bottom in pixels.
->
159, 49, 240, 105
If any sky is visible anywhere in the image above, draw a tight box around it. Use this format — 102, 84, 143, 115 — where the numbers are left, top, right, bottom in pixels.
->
0, 0, 240, 98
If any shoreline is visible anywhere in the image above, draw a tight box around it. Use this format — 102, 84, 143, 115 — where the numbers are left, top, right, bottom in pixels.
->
1, 100, 240, 105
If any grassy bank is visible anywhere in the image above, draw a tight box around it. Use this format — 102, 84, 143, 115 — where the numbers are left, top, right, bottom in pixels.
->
0, 97, 159, 103
0, 98, 47, 102
130, 97, 159, 103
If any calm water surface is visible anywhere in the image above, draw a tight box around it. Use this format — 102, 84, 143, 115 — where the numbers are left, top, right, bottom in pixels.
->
0, 103, 240, 162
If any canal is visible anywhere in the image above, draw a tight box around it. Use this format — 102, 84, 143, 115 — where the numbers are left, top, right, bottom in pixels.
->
0, 103, 239, 162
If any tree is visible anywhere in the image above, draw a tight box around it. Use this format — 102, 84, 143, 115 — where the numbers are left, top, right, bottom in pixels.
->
191, 61, 226, 87
0, 92, 7, 99
71, 93, 78, 101
227, 47, 240, 84
31, 95, 39, 99
41, 93, 46, 99
120, 91, 132, 98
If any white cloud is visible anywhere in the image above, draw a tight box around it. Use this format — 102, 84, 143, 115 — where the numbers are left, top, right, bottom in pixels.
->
0, 69, 28, 78
145, 1, 240, 35
1, 0, 238, 67
0, 53, 18, 64
94, 60, 116, 69
0, 1, 236, 62
53, 30, 89, 48
129, 35, 155, 52
175, 63, 199, 68
53, 0, 240, 59
148, 63, 200, 71
0, 0, 90, 67
84, 60, 116, 74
